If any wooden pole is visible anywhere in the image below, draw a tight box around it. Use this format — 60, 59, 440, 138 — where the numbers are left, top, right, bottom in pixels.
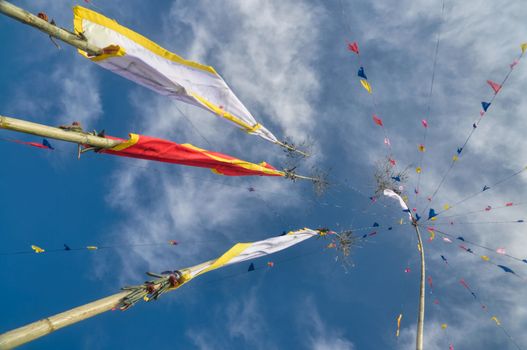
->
0, 0, 101, 56
414, 222, 426, 350
0, 291, 129, 350
0, 115, 121, 149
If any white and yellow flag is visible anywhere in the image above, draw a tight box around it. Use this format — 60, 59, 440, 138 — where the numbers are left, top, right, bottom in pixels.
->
73, 6, 278, 144
180, 228, 320, 283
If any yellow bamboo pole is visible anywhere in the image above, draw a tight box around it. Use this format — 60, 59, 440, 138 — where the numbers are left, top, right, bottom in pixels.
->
414, 222, 426, 350
0, 0, 101, 56
0, 291, 129, 350
0, 115, 121, 149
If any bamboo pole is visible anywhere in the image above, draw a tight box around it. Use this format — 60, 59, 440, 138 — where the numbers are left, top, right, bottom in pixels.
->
0, 291, 129, 350
414, 222, 426, 350
0, 115, 121, 149
0, 0, 101, 56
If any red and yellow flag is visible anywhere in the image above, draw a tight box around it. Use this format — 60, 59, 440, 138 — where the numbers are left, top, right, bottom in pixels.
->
100, 134, 285, 177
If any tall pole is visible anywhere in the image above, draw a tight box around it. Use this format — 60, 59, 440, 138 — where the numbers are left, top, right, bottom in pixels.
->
0, 115, 121, 149
413, 221, 425, 350
0, 0, 101, 56
0, 291, 129, 350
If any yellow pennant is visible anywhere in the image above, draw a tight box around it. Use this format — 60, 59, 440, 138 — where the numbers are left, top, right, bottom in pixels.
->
360, 79, 372, 93
481, 255, 490, 261
396, 314, 403, 337
431, 216, 437, 221
418, 144, 426, 152
443, 204, 450, 210
441, 323, 448, 330
416, 167, 422, 174
86, 246, 98, 250
31, 245, 45, 253
521, 43, 527, 54
491, 316, 501, 326
399, 218, 404, 225
452, 155, 459, 161
428, 230, 435, 241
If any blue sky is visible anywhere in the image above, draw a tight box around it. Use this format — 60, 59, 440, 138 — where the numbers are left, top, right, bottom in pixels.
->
1, 0, 527, 349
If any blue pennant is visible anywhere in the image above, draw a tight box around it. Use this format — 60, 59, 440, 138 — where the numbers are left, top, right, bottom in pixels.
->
357, 66, 368, 80
428, 208, 437, 220
481, 101, 491, 112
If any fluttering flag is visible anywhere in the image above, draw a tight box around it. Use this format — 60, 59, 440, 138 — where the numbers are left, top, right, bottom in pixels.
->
358, 66, 368, 79
441, 324, 448, 330
510, 59, 519, 69
391, 176, 401, 182
348, 41, 359, 54
384, 138, 391, 146
498, 265, 515, 274
384, 189, 412, 221
485, 205, 492, 211
416, 167, 422, 174
100, 134, 285, 177
372, 115, 383, 126
481, 255, 490, 261
86, 246, 98, 250
428, 209, 437, 220
506, 202, 513, 207
452, 155, 459, 161
31, 245, 45, 253
428, 230, 435, 241
373, 222, 380, 227
72, 6, 278, 145
421, 119, 428, 128
42, 139, 54, 149
457, 237, 465, 241
487, 80, 502, 94
405, 267, 411, 273
388, 158, 396, 166
481, 102, 491, 112
443, 204, 450, 210
521, 43, 527, 54
267, 261, 274, 267
418, 144, 426, 152
496, 248, 506, 255
396, 314, 402, 337
360, 79, 372, 93
168, 240, 178, 245
441, 255, 448, 264
473, 122, 477, 129
327, 243, 336, 249
491, 316, 501, 326
449, 344, 454, 350
482, 185, 490, 191
248, 263, 255, 272
456, 147, 463, 155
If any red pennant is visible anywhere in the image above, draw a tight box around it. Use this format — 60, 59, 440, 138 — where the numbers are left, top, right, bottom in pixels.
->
372, 115, 383, 126
347, 41, 359, 54
486, 80, 502, 94
506, 202, 513, 207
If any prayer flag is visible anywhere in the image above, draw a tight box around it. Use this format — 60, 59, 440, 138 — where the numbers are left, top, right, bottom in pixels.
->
360, 79, 372, 93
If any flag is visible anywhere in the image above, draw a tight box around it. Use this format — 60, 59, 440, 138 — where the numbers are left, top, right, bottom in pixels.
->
498, 265, 515, 274
496, 248, 506, 255
360, 79, 372, 93
248, 263, 255, 271
521, 43, 527, 54
481, 102, 491, 112
358, 66, 368, 79
73, 6, 278, 144
491, 316, 501, 326
421, 119, 428, 128
486, 80, 502, 94
100, 133, 285, 177
396, 314, 402, 337
428, 209, 437, 220
416, 167, 422, 174
372, 115, 383, 126
418, 144, 425, 152
348, 41, 359, 54
31, 245, 45, 253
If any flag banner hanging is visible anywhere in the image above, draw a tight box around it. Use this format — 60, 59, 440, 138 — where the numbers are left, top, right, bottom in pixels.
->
73, 6, 278, 144
100, 133, 285, 177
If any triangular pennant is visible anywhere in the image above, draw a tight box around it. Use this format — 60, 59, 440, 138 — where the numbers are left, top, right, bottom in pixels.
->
372, 114, 383, 126
358, 66, 368, 80
42, 139, 54, 150
64, 244, 71, 251
248, 263, 255, 272
360, 79, 372, 93
497, 265, 515, 274
428, 208, 437, 220
481, 101, 491, 112
486, 80, 502, 94
521, 43, 527, 54
421, 119, 428, 128
348, 41, 359, 54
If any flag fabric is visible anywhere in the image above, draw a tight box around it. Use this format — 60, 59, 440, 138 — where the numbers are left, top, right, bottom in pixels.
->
358, 67, 368, 79
372, 115, 383, 126
348, 42, 359, 54
487, 80, 502, 94
180, 228, 321, 283
100, 133, 284, 177
396, 314, 402, 337
360, 79, 372, 93
422, 119, 428, 128
521, 43, 527, 54
73, 6, 278, 144
428, 209, 437, 220
31, 245, 45, 253
248, 263, 255, 272
383, 189, 412, 221
482, 102, 491, 112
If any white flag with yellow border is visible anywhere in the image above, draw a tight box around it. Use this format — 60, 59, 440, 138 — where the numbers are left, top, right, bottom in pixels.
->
73, 6, 278, 144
